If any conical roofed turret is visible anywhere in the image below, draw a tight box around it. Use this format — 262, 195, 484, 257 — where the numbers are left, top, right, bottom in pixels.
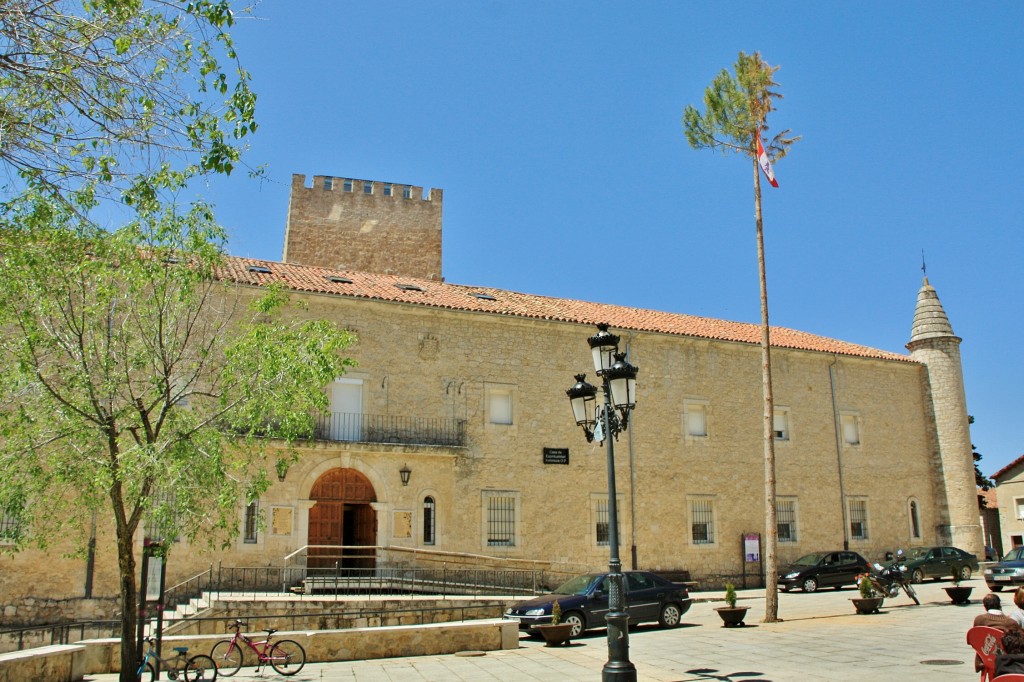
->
906, 275, 980, 555
909, 277, 960, 345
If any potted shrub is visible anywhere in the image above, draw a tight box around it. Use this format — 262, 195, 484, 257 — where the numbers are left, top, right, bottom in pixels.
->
714, 582, 750, 627
943, 571, 974, 605
851, 573, 884, 614
535, 599, 573, 646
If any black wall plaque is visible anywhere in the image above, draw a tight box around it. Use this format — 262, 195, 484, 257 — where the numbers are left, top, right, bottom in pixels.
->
543, 448, 569, 465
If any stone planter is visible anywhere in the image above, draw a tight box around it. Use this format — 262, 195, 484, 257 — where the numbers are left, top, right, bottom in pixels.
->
851, 597, 884, 614
535, 623, 573, 646
944, 585, 973, 605
714, 606, 750, 627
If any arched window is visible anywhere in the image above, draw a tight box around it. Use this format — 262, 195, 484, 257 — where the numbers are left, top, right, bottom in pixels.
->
909, 499, 921, 539
423, 496, 436, 545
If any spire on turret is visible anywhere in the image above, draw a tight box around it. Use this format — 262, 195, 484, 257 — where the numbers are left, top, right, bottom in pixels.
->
908, 277, 959, 347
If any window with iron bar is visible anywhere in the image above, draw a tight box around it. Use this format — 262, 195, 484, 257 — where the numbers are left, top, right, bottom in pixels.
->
777, 498, 798, 543
487, 495, 516, 546
690, 498, 715, 545
849, 498, 869, 540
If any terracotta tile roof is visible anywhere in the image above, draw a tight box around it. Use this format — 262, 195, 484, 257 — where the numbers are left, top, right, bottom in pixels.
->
993, 454, 1024, 482
219, 256, 912, 363
979, 487, 998, 508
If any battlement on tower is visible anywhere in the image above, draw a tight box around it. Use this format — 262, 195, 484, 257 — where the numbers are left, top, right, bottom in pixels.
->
283, 173, 443, 281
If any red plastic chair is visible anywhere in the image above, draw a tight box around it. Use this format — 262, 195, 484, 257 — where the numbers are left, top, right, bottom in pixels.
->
968, 626, 1006, 682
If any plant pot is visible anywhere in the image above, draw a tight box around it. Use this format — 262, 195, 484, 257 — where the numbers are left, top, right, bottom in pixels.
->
535, 623, 573, 646
851, 597, 884, 614
715, 606, 750, 627
944, 585, 973, 605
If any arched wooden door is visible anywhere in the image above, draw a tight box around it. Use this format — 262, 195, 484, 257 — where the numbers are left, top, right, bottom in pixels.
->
308, 468, 377, 571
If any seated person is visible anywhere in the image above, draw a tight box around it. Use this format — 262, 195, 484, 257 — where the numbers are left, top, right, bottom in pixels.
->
1011, 587, 1024, 627
975, 593, 1021, 632
974, 593, 1021, 672
996, 629, 1024, 676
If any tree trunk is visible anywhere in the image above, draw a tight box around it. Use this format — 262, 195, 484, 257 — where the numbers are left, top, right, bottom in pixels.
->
753, 154, 779, 623
117, 528, 139, 682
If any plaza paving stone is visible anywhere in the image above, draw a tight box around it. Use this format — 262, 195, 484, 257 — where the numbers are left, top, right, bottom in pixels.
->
86, 578, 991, 681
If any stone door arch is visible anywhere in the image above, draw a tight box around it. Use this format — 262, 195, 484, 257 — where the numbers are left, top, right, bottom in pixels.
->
308, 468, 377, 570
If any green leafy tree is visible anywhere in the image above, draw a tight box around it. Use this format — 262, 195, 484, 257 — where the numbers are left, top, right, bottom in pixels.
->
683, 51, 799, 623
0, 197, 354, 681
0, 0, 257, 212
969, 416, 994, 508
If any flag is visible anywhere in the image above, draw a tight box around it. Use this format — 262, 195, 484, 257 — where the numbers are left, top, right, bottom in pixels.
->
756, 131, 779, 188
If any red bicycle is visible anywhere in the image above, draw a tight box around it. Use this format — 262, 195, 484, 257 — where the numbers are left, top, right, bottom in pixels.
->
210, 620, 306, 676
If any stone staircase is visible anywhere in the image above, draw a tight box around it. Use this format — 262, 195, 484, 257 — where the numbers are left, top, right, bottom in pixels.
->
145, 594, 213, 636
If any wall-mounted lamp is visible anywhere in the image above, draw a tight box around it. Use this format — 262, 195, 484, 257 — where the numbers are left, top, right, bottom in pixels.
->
399, 464, 411, 487
276, 459, 289, 483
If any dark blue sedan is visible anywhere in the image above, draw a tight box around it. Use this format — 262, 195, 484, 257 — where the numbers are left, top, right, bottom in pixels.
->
503, 571, 692, 638
985, 546, 1024, 591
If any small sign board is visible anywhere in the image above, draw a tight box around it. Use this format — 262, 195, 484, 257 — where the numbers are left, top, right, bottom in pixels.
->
744, 533, 761, 562
543, 448, 569, 465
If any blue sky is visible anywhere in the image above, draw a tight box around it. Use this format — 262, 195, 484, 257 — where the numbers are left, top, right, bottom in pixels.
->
201, 1, 1023, 476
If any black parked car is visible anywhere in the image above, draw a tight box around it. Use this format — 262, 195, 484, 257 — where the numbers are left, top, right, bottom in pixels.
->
778, 551, 871, 593
503, 571, 692, 637
985, 546, 1024, 591
903, 546, 979, 583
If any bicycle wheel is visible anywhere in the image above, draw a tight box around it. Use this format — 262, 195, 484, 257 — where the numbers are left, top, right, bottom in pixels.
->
268, 639, 306, 676
184, 653, 218, 681
137, 662, 156, 682
209, 640, 242, 676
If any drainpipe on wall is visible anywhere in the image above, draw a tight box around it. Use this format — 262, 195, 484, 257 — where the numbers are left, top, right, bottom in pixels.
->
829, 358, 850, 551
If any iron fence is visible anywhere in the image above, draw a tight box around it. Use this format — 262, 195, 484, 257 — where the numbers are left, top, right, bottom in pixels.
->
314, 412, 467, 447
0, 620, 120, 654
204, 564, 550, 598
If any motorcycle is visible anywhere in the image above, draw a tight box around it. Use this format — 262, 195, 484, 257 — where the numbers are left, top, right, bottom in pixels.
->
868, 549, 920, 605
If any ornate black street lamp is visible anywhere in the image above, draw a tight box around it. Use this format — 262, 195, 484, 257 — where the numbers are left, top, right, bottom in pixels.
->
566, 323, 638, 682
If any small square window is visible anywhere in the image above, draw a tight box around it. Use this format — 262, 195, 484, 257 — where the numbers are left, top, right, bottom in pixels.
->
487, 387, 513, 425
773, 409, 790, 440
402, 186, 412, 199
841, 414, 860, 445
383, 184, 393, 197
1015, 498, 1024, 522
363, 181, 373, 194
684, 402, 707, 438
323, 177, 333, 190
343, 179, 353, 192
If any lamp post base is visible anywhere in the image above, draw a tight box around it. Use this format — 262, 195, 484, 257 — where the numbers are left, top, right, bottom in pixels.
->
602, 610, 636, 682
602, 661, 638, 681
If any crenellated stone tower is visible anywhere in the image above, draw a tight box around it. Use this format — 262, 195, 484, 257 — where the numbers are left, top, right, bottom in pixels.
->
907, 277, 982, 555
283, 174, 443, 281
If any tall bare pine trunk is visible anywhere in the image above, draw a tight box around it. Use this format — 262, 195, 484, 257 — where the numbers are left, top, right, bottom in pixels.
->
753, 154, 779, 622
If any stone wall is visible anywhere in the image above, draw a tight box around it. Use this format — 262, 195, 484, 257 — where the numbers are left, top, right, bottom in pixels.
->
0, 282, 961, 620
283, 174, 443, 280
78, 620, 518, 674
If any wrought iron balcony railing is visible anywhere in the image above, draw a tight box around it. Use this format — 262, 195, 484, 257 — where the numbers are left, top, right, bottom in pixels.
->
314, 412, 467, 448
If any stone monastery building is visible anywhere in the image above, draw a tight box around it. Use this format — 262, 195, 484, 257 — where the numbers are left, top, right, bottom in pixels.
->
0, 174, 982, 622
